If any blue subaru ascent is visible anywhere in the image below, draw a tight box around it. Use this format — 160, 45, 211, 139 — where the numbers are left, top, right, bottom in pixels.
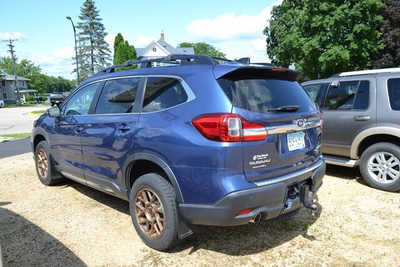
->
32, 55, 325, 251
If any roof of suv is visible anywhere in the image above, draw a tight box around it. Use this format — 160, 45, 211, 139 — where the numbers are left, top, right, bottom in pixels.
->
303, 68, 400, 85
79, 54, 300, 88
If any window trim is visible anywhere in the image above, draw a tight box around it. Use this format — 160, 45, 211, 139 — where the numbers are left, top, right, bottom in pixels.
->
322, 79, 371, 111
387, 78, 400, 111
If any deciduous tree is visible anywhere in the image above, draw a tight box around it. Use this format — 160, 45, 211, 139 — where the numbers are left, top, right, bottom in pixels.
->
179, 42, 226, 58
264, 0, 385, 79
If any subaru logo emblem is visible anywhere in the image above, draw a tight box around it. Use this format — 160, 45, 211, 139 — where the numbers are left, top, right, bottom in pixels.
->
296, 119, 306, 128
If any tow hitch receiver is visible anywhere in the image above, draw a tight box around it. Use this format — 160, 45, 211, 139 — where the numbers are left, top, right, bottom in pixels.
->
301, 185, 318, 211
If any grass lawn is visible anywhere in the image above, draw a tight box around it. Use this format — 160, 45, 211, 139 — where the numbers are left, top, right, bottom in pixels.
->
29, 110, 47, 116
5, 103, 50, 108
0, 132, 31, 139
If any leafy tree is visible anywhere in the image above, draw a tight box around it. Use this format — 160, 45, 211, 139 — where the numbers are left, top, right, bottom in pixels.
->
178, 42, 226, 58
373, 0, 400, 68
265, 0, 385, 79
76, 0, 111, 79
113, 33, 137, 65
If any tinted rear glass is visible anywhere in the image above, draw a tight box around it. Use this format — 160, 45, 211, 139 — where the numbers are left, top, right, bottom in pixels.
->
388, 78, 400, 111
218, 79, 316, 113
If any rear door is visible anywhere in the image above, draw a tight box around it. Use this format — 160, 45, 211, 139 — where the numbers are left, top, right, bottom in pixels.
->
80, 77, 143, 194
218, 69, 321, 182
321, 79, 376, 157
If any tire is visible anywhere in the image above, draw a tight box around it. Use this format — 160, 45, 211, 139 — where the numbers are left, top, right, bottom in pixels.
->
360, 142, 400, 192
34, 140, 64, 186
129, 173, 179, 251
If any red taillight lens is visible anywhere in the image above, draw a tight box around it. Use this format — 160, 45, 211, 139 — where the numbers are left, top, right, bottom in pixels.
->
192, 113, 267, 142
319, 114, 323, 130
236, 208, 252, 216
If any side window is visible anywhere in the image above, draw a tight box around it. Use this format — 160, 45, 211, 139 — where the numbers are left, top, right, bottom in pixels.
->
388, 78, 400, 111
63, 83, 98, 116
303, 83, 326, 102
324, 80, 369, 110
142, 77, 188, 112
95, 78, 140, 114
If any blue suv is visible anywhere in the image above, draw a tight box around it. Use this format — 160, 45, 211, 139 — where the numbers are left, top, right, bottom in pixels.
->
32, 55, 325, 250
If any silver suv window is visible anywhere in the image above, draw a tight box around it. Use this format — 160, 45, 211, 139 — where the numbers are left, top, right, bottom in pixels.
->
324, 80, 369, 110
388, 78, 400, 111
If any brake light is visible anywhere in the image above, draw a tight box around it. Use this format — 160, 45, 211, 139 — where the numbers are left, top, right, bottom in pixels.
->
192, 113, 267, 142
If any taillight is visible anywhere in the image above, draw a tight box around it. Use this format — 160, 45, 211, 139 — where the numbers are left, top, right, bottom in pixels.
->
319, 114, 323, 130
192, 113, 267, 142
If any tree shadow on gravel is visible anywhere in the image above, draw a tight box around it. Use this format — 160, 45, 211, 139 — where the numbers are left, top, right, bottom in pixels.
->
0, 202, 85, 267
64, 181, 322, 256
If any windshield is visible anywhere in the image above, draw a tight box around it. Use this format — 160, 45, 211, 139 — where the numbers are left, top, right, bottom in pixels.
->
218, 78, 316, 114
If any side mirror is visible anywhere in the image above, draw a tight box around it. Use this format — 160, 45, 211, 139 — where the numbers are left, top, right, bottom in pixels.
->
48, 106, 61, 118
330, 80, 340, 88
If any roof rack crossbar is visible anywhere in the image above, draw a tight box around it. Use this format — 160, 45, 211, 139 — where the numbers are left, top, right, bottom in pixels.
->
97, 54, 218, 74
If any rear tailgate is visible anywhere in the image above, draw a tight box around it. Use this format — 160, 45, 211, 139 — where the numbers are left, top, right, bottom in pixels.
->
217, 66, 322, 182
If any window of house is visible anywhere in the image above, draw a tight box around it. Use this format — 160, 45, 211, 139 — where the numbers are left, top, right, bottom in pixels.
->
388, 78, 400, 111
324, 80, 370, 110
152, 47, 157, 52
95, 78, 140, 114
142, 77, 188, 112
1, 80, 5, 87
63, 83, 98, 116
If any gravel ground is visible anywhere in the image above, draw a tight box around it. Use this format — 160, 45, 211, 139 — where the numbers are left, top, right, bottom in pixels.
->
0, 153, 399, 266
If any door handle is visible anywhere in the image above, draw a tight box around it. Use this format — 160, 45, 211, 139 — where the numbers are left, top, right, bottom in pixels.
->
118, 123, 130, 132
354, 115, 371, 121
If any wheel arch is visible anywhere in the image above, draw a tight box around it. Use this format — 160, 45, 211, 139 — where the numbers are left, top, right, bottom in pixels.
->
123, 152, 184, 203
351, 126, 400, 159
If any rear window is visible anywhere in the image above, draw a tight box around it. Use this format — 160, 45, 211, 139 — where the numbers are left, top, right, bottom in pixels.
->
303, 83, 327, 103
388, 78, 400, 111
218, 79, 315, 113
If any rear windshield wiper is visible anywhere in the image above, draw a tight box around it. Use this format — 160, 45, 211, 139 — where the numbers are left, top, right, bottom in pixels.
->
267, 105, 300, 112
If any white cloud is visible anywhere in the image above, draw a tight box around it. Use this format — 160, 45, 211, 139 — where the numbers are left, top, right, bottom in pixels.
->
0, 32, 25, 41
133, 35, 156, 48
186, 1, 281, 42
105, 33, 116, 49
185, 2, 281, 63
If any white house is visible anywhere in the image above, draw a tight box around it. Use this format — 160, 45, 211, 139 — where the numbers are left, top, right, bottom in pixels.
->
136, 32, 194, 58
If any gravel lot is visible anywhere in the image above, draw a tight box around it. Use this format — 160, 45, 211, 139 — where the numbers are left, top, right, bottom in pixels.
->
1, 153, 399, 266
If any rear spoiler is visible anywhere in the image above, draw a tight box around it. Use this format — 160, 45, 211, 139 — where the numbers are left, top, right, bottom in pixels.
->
215, 66, 301, 82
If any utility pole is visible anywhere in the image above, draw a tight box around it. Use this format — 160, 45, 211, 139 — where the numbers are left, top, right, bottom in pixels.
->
66, 16, 80, 84
5, 39, 20, 105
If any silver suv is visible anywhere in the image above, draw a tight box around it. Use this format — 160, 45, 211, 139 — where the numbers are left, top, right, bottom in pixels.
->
303, 68, 400, 192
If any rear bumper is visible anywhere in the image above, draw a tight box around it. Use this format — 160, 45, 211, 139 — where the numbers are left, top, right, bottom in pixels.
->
179, 157, 325, 226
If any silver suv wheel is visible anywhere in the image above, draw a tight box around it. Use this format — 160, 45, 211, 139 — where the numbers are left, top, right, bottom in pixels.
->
367, 152, 400, 184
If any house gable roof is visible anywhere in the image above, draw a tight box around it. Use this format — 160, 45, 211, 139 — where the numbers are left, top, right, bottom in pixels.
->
0, 70, 30, 81
136, 39, 195, 57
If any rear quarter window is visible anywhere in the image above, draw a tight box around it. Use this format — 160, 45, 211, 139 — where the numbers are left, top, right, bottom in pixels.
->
218, 79, 316, 113
388, 78, 400, 111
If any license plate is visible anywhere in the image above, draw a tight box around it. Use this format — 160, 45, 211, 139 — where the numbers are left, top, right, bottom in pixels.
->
287, 131, 305, 151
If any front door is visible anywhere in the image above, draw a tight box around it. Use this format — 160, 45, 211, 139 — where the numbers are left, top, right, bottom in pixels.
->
80, 77, 143, 195
321, 79, 376, 157
51, 82, 100, 182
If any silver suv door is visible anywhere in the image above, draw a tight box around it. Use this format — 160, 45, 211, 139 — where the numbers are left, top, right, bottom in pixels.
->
321, 78, 376, 157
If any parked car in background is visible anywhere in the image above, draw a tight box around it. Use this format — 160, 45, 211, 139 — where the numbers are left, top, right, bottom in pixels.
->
49, 92, 68, 106
32, 55, 325, 250
303, 68, 400, 192
0, 99, 4, 108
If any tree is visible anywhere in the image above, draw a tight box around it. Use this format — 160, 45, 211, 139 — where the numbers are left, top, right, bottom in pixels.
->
113, 33, 137, 65
76, 0, 111, 79
178, 42, 226, 58
373, 0, 400, 68
264, 0, 385, 79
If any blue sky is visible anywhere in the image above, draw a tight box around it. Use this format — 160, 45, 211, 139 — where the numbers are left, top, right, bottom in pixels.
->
1, 0, 281, 79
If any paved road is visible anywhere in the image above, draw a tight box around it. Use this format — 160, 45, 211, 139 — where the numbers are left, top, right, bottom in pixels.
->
0, 138, 31, 159
0, 106, 48, 135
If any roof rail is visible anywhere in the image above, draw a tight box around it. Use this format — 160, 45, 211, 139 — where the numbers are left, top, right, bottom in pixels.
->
333, 68, 400, 77
96, 54, 218, 75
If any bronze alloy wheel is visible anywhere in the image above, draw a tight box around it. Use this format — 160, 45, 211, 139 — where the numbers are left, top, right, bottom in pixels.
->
37, 149, 49, 178
135, 187, 165, 239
